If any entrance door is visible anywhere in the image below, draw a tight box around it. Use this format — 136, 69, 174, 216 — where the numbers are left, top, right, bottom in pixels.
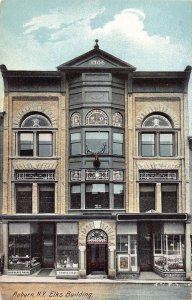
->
41, 223, 55, 268
87, 244, 108, 275
138, 222, 153, 271
86, 229, 108, 275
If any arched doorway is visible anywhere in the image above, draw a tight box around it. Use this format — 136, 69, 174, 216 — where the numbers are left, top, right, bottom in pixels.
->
86, 229, 108, 275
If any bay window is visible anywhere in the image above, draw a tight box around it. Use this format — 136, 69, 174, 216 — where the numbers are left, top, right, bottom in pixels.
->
85, 183, 109, 209
113, 133, 123, 155
86, 132, 108, 154
70, 185, 81, 209
114, 183, 124, 209
71, 133, 81, 155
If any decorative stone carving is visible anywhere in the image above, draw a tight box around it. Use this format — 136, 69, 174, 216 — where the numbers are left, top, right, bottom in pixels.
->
70, 170, 81, 181
139, 171, 177, 181
113, 171, 123, 181
15, 171, 55, 181
12, 160, 58, 170
21, 114, 52, 128
136, 104, 180, 128
112, 112, 123, 127
136, 161, 181, 170
13, 104, 57, 127
79, 221, 116, 246
71, 112, 81, 127
85, 170, 109, 180
142, 114, 172, 128
85, 109, 109, 125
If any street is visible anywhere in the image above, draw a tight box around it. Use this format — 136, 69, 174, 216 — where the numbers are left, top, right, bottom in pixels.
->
1, 283, 192, 300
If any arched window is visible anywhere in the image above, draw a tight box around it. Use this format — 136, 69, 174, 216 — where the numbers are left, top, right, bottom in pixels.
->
18, 114, 54, 157
139, 114, 176, 157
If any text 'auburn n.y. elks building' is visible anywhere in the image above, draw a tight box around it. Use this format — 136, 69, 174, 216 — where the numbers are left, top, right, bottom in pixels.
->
0, 41, 191, 280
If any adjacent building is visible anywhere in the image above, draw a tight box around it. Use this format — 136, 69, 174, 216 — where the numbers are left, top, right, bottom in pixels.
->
0, 42, 191, 279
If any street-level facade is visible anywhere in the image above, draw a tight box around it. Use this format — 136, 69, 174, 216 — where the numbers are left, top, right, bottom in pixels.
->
0, 42, 191, 279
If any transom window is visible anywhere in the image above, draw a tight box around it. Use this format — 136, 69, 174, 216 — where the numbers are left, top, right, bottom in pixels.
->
17, 114, 54, 157
139, 114, 176, 157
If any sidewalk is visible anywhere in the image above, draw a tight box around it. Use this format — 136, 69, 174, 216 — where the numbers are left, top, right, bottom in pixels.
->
1, 272, 192, 285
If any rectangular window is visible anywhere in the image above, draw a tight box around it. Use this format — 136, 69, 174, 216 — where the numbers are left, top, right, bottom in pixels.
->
161, 184, 177, 213
39, 184, 55, 213
70, 185, 81, 209
113, 133, 123, 155
139, 184, 155, 212
86, 132, 108, 154
167, 235, 181, 255
141, 133, 155, 156
56, 235, 78, 269
114, 183, 124, 209
85, 183, 109, 209
19, 133, 33, 156
38, 133, 52, 156
16, 184, 32, 213
159, 133, 173, 157
71, 133, 81, 155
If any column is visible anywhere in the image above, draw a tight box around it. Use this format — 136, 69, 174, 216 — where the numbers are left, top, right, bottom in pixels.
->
156, 183, 162, 212
2, 222, 8, 274
108, 246, 116, 279
32, 183, 38, 213
185, 222, 191, 279
79, 246, 86, 278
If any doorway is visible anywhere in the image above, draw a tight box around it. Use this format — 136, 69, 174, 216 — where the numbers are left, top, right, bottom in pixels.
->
40, 223, 55, 268
138, 222, 153, 271
86, 229, 108, 275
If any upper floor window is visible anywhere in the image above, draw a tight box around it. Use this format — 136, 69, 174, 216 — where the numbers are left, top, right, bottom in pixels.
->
86, 132, 108, 154
18, 114, 53, 157
139, 114, 176, 157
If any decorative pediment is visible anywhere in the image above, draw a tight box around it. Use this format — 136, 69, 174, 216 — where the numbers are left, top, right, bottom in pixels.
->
57, 40, 136, 71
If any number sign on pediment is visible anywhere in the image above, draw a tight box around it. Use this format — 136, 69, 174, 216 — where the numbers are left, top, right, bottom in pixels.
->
76, 56, 116, 68
85, 110, 109, 125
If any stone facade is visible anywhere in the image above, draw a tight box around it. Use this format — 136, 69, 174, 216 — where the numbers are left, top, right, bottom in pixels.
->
0, 44, 191, 279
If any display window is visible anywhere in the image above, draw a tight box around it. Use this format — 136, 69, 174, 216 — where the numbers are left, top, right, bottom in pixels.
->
153, 234, 184, 272
8, 234, 41, 274
56, 234, 78, 269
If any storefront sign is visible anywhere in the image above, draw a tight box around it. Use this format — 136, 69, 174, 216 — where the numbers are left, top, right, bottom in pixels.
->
56, 270, 79, 276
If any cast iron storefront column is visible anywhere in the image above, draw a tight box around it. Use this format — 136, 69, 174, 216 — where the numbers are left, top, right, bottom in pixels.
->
108, 246, 116, 279
79, 246, 86, 278
185, 222, 191, 279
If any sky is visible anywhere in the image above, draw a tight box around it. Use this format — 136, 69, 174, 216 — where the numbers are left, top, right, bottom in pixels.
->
0, 0, 192, 130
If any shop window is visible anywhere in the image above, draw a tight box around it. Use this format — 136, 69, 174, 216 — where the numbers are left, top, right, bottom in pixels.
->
154, 234, 184, 272
38, 184, 55, 213
85, 183, 109, 209
16, 184, 32, 213
85, 132, 108, 154
56, 235, 78, 269
70, 133, 81, 155
139, 184, 155, 212
139, 114, 176, 157
114, 183, 124, 209
70, 185, 81, 209
18, 114, 53, 157
113, 133, 123, 155
8, 233, 41, 273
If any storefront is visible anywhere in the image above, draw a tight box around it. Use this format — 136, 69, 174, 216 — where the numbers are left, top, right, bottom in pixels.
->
116, 213, 189, 279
